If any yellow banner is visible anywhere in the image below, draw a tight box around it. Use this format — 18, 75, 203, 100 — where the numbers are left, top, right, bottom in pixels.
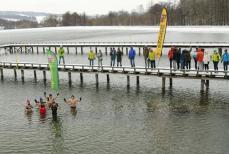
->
156, 8, 168, 58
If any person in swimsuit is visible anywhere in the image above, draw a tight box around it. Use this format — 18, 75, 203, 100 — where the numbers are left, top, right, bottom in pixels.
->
64, 95, 81, 109
39, 103, 46, 115
44, 92, 59, 108
51, 101, 59, 116
25, 100, 33, 113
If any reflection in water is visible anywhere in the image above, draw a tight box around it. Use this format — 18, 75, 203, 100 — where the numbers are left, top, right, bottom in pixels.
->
71, 108, 77, 117
50, 115, 64, 153
25, 112, 33, 124
39, 114, 47, 123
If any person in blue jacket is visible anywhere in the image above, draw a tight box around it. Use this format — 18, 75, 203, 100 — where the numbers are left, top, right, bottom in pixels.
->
128, 47, 136, 67
221, 49, 229, 71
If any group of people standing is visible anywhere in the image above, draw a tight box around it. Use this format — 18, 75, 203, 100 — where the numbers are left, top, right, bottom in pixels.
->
168, 47, 229, 71
24, 92, 81, 117
88, 47, 124, 67
57, 45, 229, 71
88, 46, 157, 68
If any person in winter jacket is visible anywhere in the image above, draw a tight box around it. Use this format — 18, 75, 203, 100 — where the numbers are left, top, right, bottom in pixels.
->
58, 45, 65, 65
211, 50, 220, 71
143, 46, 150, 68
196, 48, 204, 71
203, 50, 210, 70
203, 51, 210, 71
172, 47, 181, 70
168, 47, 174, 69
192, 48, 198, 69
88, 48, 96, 66
110, 48, 116, 67
184, 48, 192, 69
128, 47, 136, 67
116, 48, 123, 67
148, 49, 156, 68
97, 50, 103, 67
221, 49, 229, 71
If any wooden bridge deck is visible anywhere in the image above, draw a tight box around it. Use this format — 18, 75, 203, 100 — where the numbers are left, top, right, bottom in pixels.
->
1, 42, 229, 48
0, 62, 228, 80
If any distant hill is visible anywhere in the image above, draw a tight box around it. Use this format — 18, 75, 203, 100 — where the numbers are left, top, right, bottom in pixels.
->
0, 11, 53, 23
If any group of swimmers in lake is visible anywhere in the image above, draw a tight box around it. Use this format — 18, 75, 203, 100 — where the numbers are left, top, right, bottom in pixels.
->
24, 92, 81, 116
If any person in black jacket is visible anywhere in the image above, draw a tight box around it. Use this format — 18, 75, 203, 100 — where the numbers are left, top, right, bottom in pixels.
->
172, 47, 181, 70
116, 48, 123, 67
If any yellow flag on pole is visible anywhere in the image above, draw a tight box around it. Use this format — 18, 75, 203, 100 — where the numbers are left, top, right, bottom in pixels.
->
156, 8, 168, 58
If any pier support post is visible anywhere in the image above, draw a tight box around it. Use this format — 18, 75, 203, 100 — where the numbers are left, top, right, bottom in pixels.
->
34, 70, 37, 82
95, 47, 98, 54
14, 69, 17, 80
13, 47, 16, 53
138, 47, 141, 56
136, 76, 140, 86
31, 47, 34, 54
107, 74, 110, 83
68, 72, 72, 86
43, 71, 46, 83
67, 47, 70, 54
0, 68, 3, 80
206, 80, 209, 89
169, 78, 173, 87
80, 73, 83, 82
36, 46, 39, 54
127, 75, 130, 87
20, 47, 23, 53
81, 46, 83, 55
75, 47, 77, 54
201, 79, 205, 92
95, 73, 99, 85
126, 47, 128, 55
43, 47, 45, 54
105, 47, 108, 55
162, 77, 166, 90
21, 70, 24, 82
55, 47, 57, 54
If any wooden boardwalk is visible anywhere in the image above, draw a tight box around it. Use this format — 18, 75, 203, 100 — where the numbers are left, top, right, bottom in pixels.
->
0, 61, 228, 79
1, 42, 229, 56
0, 61, 228, 92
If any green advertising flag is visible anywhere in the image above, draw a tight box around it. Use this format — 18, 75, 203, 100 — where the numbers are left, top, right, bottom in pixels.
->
47, 49, 59, 91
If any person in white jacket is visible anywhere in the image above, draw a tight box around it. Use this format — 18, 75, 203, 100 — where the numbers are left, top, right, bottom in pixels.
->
203, 50, 210, 70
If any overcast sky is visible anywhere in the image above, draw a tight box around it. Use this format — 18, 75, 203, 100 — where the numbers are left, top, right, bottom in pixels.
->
1, 0, 169, 15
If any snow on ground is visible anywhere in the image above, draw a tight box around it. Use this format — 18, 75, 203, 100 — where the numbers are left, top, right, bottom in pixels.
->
0, 26, 229, 33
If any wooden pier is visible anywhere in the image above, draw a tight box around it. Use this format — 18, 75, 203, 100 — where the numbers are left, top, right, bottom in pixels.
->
1, 42, 229, 55
0, 61, 228, 92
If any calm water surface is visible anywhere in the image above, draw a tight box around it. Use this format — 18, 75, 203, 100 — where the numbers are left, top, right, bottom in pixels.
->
0, 26, 229, 154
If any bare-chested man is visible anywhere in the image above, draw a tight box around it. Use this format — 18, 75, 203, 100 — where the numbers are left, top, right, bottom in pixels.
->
44, 92, 59, 108
64, 95, 81, 108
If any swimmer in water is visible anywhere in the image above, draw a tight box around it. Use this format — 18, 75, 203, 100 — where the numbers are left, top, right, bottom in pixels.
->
51, 101, 59, 116
39, 103, 46, 115
44, 92, 59, 108
25, 100, 33, 113
64, 95, 81, 108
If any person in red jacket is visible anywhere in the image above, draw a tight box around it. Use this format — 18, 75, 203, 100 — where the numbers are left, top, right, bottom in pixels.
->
168, 47, 174, 69
196, 48, 204, 71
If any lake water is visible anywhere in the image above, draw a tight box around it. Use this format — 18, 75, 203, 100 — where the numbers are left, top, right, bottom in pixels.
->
0, 26, 229, 154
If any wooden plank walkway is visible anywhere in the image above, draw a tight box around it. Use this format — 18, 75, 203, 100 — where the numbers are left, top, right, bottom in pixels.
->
1, 42, 229, 48
0, 62, 228, 80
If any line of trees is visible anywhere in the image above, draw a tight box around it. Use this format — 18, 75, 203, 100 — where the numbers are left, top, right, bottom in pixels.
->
42, 0, 229, 27
1, 0, 229, 29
